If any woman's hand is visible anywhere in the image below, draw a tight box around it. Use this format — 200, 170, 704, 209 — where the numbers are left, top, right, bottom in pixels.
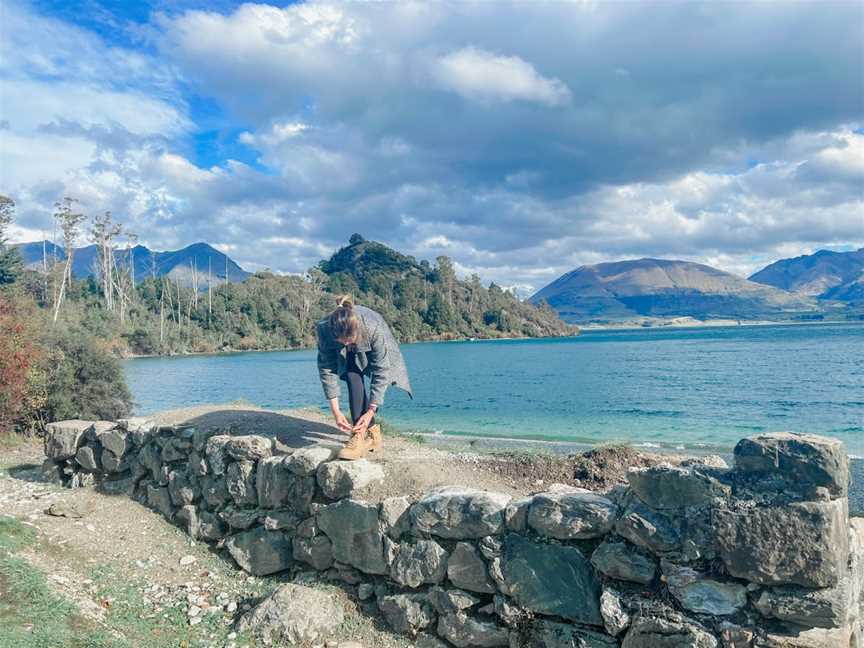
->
334, 411, 353, 434
352, 410, 375, 435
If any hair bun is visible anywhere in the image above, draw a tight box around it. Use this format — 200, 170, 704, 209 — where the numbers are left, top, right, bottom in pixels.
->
336, 294, 355, 309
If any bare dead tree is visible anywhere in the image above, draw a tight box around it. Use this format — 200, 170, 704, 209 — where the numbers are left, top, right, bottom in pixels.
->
52, 197, 85, 323
90, 211, 122, 311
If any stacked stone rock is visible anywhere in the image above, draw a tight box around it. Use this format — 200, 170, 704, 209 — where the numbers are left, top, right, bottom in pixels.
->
42, 420, 864, 648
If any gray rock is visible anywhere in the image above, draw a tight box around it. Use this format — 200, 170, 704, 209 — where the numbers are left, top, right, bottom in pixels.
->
734, 432, 849, 497
237, 583, 344, 644
45, 420, 92, 459
758, 624, 857, 648
504, 497, 532, 533
415, 634, 450, 648
75, 446, 100, 472
98, 429, 129, 458
188, 451, 208, 477
296, 517, 318, 538
286, 446, 335, 475
380, 495, 412, 538
448, 542, 496, 594
160, 437, 190, 463
754, 581, 854, 629
428, 586, 481, 614
600, 589, 630, 637
101, 449, 126, 473
69, 471, 95, 488
662, 562, 747, 616
615, 501, 680, 553
713, 499, 848, 587
138, 442, 162, 481
591, 540, 657, 585
378, 593, 436, 635
204, 435, 231, 475
218, 506, 260, 530
46, 501, 88, 518
527, 490, 618, 540
627, 465, 731, 510
437, 612, 509, 647
390, 540, 449, 588
226, 460, 257, 506
200, 474, 230, 508
262, 510, 300, 531
517, 619, 619, 647
317, 499, 388, 574
316, 460, 385, 500
146, 484, 173, 518
621, 614, 717, 648
225, 527, 292, 576
225, 435, 273, 462
40, 459, 63, 484
168, 470, 197, 506
256, 455, 316, 512
292, 535, 334, 571
412, 487, 512, 539
503, 534, 602, 626
176, 505, 227, 541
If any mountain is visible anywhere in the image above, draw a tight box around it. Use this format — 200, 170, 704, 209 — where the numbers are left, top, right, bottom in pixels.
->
529, 258, 819, 323
13, 241, 251, 286
749, 248, 864, 302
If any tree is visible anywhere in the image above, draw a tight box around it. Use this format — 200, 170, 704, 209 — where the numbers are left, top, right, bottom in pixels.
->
0, 195, 23, 285
51, 197, 85, 323
90, 210, 122, 311
349, 233, 366, 246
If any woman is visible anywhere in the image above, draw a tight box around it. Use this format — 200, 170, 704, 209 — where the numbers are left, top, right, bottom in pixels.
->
316, 295, 413, 460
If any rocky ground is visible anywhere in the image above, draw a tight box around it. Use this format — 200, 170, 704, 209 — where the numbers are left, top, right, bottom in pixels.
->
0, 404, 710, 648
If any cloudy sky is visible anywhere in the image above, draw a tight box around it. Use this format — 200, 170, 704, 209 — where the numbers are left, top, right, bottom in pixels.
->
1, 0, 862, 294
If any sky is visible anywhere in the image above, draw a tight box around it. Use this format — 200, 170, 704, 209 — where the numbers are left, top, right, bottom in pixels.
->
1, 0, 862, 295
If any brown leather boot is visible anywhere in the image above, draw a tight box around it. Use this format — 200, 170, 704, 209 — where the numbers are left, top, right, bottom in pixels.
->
337, 431, 372, 461
367, 424, 383, 453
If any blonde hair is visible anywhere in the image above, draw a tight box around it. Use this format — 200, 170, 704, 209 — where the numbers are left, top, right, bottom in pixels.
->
330, 294, 361, 342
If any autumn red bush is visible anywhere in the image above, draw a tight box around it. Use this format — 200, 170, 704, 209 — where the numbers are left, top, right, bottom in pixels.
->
0, 294, 44, 434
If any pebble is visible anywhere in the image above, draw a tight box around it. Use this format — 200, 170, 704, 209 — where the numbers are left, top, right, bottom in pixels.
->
180, 555, 197, 566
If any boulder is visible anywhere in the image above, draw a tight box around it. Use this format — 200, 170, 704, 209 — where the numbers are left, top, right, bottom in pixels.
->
225, 527, 292, 576
292, 535, 334, 571
101, 449, 127, 473
627, 465, 731, 510
527, 490, 618, 540
754, 581, 854, 629
437, 612, 509, 647
219, 506, 261, 530
160, 437, 191, 463
168, 469, 197, 506
621, 614, 717, 648
226, 460, 257, 506
590, 540, 657, 585
662, 562, 747, 616
204, 435, 231, 475
734, 432, 849, 497
262, 510, 300, 531
40, 459, 63, 484
504, 497, 532, 533
428, 587, 481, 614
317, 499, 387, 574
713, 499, 848, 587
225, 435, 273, 462
448, 542, 497, 594
98, 429, 129, 458
390, 540, 449, 588
200, 474, 230, 508
237, 583, 343, 644
380, 495, 412, 538
75, 446, 100, 472
758, 624, 857, 648
503, 534, 602, 626
615, 501, 680, 554
600, 589, 630, 637
146, 484, 173, 518
378, 593, 436, 635
317, 460, 385, 500
45, 420, 92, 459
517, 619, 619, 647
257, 455, 316, 512
286, 446, 336, 476
137, 442, 162, 481
412, 487, 512, 539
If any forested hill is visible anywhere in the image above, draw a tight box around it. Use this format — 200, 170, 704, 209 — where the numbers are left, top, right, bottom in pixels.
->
8, 234, 575, 358
318, 235, 575, 342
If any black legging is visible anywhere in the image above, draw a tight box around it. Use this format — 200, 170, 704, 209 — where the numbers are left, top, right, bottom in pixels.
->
345, 351, 375, 426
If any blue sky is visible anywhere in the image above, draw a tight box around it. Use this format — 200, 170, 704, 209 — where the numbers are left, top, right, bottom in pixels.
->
1, 0, 862, 292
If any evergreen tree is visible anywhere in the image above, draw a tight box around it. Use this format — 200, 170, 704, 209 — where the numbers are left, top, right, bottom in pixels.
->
0, 195, 23, 285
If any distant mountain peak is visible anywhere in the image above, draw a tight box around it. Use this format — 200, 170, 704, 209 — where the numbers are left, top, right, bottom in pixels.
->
749, 247, 864, 301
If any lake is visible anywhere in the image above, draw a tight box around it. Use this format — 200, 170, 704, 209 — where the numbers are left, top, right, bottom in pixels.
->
124, 322, 864, 455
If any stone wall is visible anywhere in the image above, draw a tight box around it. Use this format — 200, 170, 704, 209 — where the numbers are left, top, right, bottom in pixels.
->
41, 420, 864, 648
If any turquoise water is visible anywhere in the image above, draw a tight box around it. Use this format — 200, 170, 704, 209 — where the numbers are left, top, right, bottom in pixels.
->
124, 323, 864, 454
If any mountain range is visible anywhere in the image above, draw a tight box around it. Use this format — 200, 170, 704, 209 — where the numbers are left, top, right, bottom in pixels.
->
529, 248, 863, 324
13, 241, 250, 286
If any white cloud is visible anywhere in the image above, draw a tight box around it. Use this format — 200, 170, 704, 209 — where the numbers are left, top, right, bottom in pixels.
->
239, 121, 309, 147
431, 47, 571, 106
